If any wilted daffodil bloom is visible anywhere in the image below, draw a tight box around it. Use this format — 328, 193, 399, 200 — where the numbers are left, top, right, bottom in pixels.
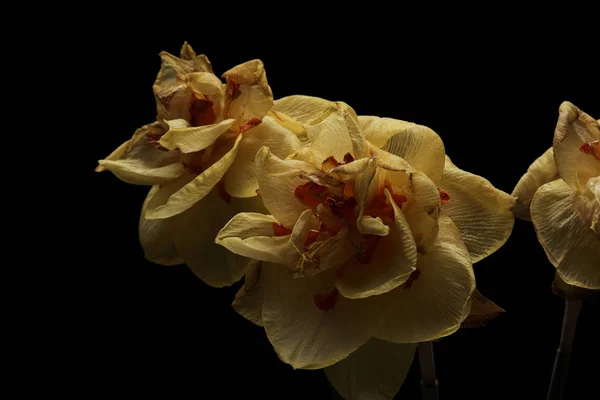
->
215, 96, 515, 398
96, 43, 304, 286
513, 101, 600, 289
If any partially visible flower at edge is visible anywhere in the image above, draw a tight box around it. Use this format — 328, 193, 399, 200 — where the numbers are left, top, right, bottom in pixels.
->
512, 101, 600, 290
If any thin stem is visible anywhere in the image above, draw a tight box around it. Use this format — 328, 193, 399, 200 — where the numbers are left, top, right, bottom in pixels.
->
547, 299, 583, 400
418, 341, 439, 400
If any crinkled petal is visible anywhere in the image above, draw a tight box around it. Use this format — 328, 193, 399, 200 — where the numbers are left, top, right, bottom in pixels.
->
175, 193, 268, 287
512, 148, 559, 220
223, 59, 273, 123
225, 116, 302, 198
159, 119, 235, 153
440, 156, 515, 263
255, 147, 323, 228
461, 289, 505, 328
97, 122, 184, 185
375, 214, 475, 343
403, 171, 441, 253
146, 135, 243, 219
215, 212, 296, 265
232, 260, 266, 326
553, 102, 600, 191
306, 107, 354, 167
326, 339, 417, 400
337, 189, 417, 299
272, 95, 337, 125
262, 265, 393, 369
359, 116, 445, 184
530, 179, 600, 289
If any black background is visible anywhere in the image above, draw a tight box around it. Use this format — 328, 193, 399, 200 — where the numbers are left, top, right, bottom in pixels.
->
83, 17, 599, 399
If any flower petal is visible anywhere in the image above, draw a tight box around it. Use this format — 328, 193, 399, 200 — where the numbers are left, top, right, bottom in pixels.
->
272, 95, 337, 125
306, 107, 354, 167
336, 189, 417, 299
530, 179, 600, 289
255, 147, 322, 228
146, 134, 243, 219
215, 212, 295, 265
359, 116, 445, 184
138, 176, 193, 266
222, 59, 274, 123
403, 171, 441, 253
262, 265, 393, 369
325, 339, 417, 400
440, 156, 515, 263
159, 119, 235, 153
512, 148, 559, 220
553, 101, 600, 191
461, 289, 505, 328
225, 116, 302, 198
232, 260, 266, 326
97, 122, 184, 185
174, 192, 268, 287
375, 214, 475, 343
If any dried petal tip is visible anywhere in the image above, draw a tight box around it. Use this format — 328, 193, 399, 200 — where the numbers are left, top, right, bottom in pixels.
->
579, 141, 600, 160
314, 288, 339, 311
180, 42, 196, 60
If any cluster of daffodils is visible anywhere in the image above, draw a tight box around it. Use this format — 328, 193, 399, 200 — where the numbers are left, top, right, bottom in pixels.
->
98, 43, 597, 399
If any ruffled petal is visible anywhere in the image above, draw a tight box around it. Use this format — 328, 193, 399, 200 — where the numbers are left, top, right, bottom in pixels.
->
375, 214, 475, 343
262, 265, 393, 369
440, 155, 515, 262
512, 148, 559, 220
553, 101, 600, 191
336, 189, 417, 299
224, 116, 302, 198
271, 95, 337, 125
530, 179, 600, 289
159, 119, 235, 153
97, 122, 184, 185
145, 135, 243, 219
232, 260, 266, 326
359, 116, 445, 184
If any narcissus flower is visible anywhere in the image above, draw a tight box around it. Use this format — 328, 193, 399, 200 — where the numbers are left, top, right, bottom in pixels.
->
96, 43, 304, 286
216, 96, 515, 398
513, 101, 600, 289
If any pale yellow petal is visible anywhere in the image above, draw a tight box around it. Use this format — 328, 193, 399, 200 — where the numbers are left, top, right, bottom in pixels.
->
512, 148, 559, 220
232, 260, 266, 326
336, 189, 417, 299
174, 193, 268, 287
326, 339, 417, 400
306, 108, 354, 167
376, 214, 475, 343
223, 59, 274, 123
440, 156, 515, 263
225, 116, 302, 198
553, 101, 600, 191
358, 216, 390, 236
530, 179, 600, 289
146, 135, 243, 219
359, 116, 445, 184
159, 119, 235, 153
262, 265, 393, 369
340, 103, 368, 159
138, 177, 192, 266
403, 171, 441, 253
215, 212, 295, 265
255, 147, 323, 228
185, 72, 223, 96
272, 95, 337, 125
178, 42, 213, 73
97, 123, 184, 185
